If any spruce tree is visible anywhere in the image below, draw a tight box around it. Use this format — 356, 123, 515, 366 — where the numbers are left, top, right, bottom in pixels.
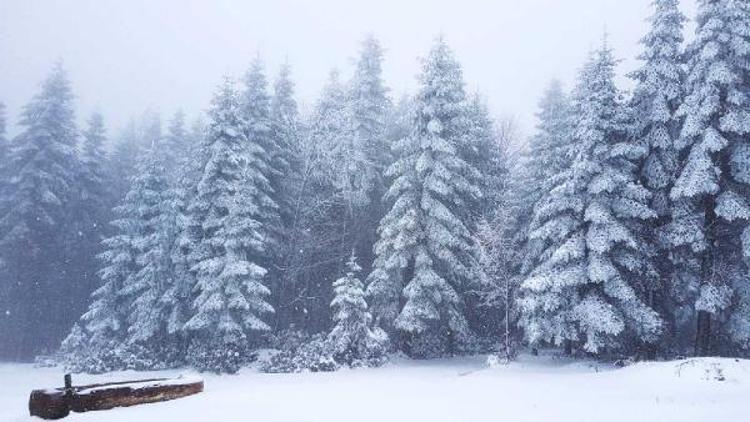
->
316, 69, 358, 204
342, 37, 393, 276
108, 120, 143, 204
519, 44, 662, 354
79, 175, 141, 365
349, 36, 391, 204
271, 62, 301, 224
241, 59, 285, 317
525, 80, 575, 211
162, 110, 189, 177
367, 38, 481, 357
327, 255, 387, 365
670, 0, 750, 355
184, 78, 274, 373
74, 112, 111, 301
120, 151, 174, 348
270, 63, 304, 328
0, 63, 83, 358
463, 94, 506, 222
241, 58, 283, 253
163, 122, 204, 342
517, 81, 575, 277
629, 0, 686, 352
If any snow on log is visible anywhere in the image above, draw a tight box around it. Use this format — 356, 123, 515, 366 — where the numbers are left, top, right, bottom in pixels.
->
29, 374, 203, 419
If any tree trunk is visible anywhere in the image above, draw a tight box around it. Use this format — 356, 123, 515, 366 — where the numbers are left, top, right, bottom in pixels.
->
695, 310, 711, 356
29, 375, 203, 420
564, 340, 573, 356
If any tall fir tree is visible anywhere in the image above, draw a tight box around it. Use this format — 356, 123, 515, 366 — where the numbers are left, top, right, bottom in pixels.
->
270, 62, 301, 225
79, 194, 137, 359
120, 150, 175, 348
519, 43, 662, 355
162, 110, 189, 177
241, 58, 285, 311
348, 37, 392, 271
163, 118, 205, 345
463, 93, 506, 222
108, 119, 143, 204
270, 63, 305, 328
241, 58, 283, 252
629, 0, 686, 351
367, 38, 481, 357
184, 78, 274, 373
517, 80, 575, 277
0, 63, 84, 359
669, 0, 750, 355
524, 80, 575, 213
73, 112, 111, 302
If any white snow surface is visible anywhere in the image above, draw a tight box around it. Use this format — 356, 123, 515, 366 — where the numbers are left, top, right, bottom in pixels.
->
3, 354, 749, 422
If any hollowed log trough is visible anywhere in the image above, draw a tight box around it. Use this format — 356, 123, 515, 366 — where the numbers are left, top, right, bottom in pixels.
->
29, 374, 203, 419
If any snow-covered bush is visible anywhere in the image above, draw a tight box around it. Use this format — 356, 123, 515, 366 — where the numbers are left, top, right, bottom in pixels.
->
187, 335, 249, 374
261, 334, 338, 373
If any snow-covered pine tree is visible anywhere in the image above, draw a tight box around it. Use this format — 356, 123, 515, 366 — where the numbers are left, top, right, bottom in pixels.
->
327, 254, 388, 366
519, 43, 663, 355
119, 150, 175, 354
631, 0, 686, 219
184, 78, 274, 373
79, 112, 109, 224
315, 69, 359, 206
162, 110, 189, 177
629, 0, 686, 354
77, 175, 142, 370
516, 80, 575, 280
386, 95, 415, 146
350, 36, 391, 197
525, 80, 575, 213
108, 119, 143, 204
346, 36, 392, 275
670, 0, 750, 355
270, 62, 306, 329
270, 62, 301, 226
463, 94, 506, 223
72, 112, 111, 305
163, 120, 205, 348
0, 63, 84, 359
58, 322, 93, 372
240, 58, 283, 255
367, 38, 481, 357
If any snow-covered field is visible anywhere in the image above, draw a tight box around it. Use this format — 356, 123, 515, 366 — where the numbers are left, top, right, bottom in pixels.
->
3, 354, 749, 422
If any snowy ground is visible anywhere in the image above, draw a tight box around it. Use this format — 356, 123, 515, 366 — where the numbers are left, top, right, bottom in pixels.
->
2, 354, 749, 421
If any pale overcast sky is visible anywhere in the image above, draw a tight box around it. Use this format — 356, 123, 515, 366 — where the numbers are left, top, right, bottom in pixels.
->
0, 0, 699, 138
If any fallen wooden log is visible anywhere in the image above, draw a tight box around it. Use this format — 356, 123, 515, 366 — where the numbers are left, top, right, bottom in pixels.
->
29, 373, 203, 420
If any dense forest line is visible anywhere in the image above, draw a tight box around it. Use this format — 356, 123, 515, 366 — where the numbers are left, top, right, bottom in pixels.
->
1, 0, 750, 373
